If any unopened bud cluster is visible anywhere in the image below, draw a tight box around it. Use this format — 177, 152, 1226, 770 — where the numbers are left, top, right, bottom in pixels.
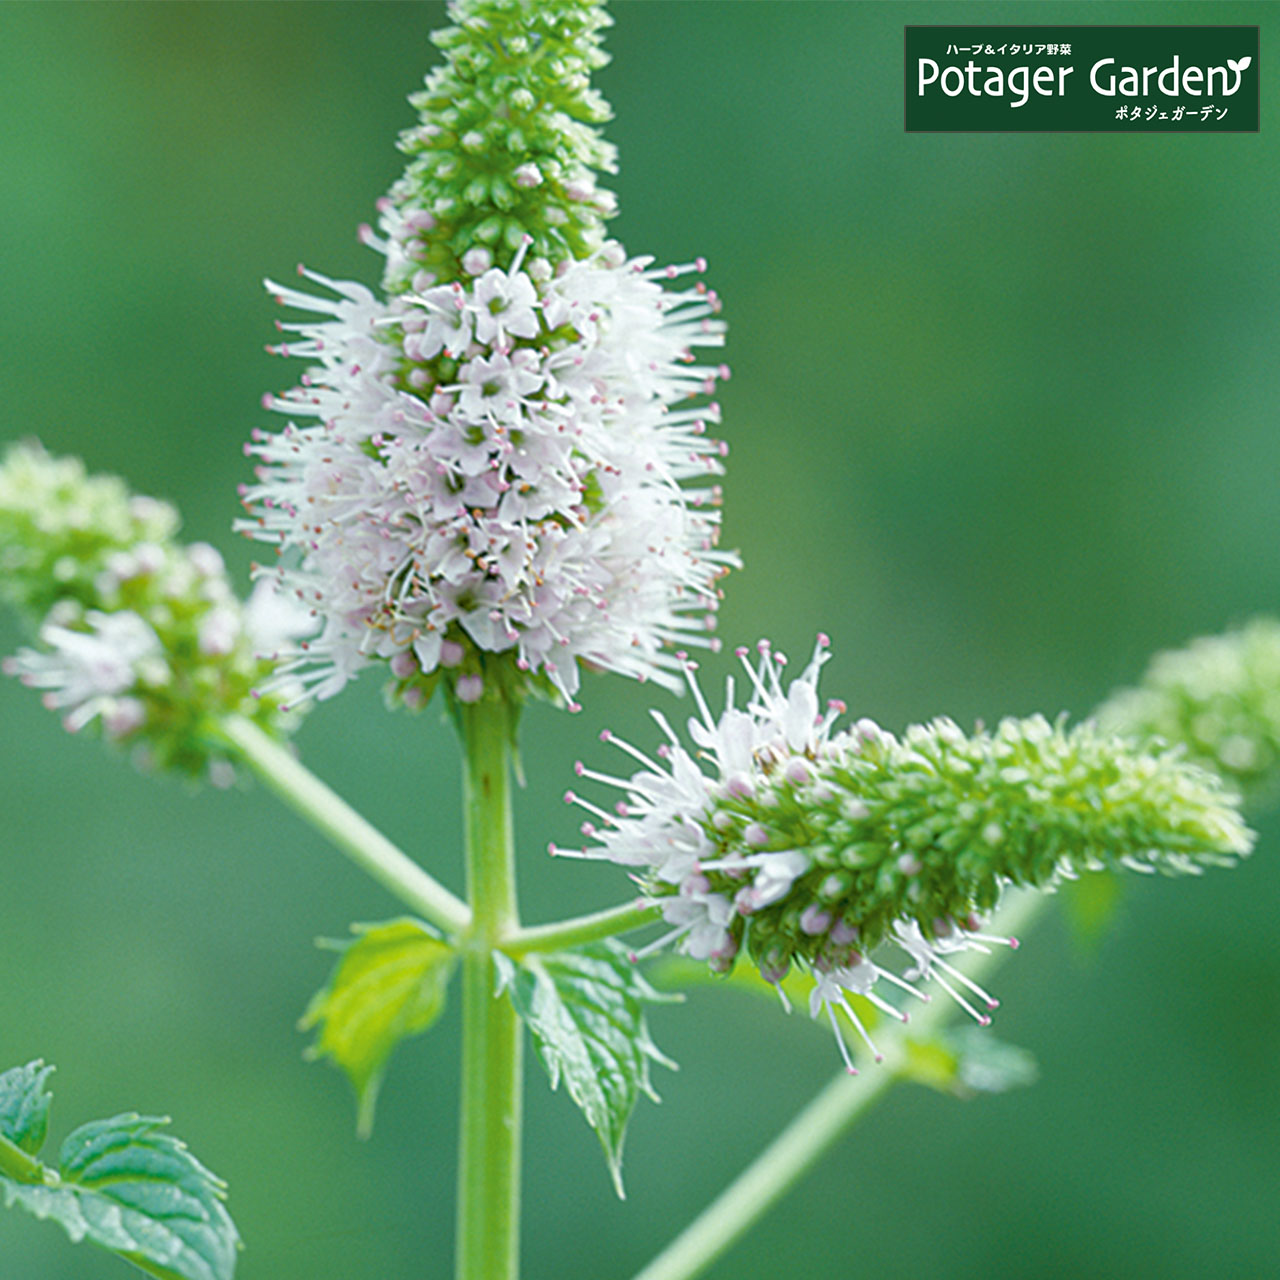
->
0, 442, 179, 620
715, 711, 1249, 978
1, 443, 308, 780
382, 0, 617, 290
1099, 618, 1280, 808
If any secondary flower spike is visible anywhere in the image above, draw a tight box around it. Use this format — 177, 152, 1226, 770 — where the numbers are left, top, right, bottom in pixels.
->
0, 442, 310, 781
239, 0, 734, 711
559, 636, 1252, 1066
1098, 617, 1280, 809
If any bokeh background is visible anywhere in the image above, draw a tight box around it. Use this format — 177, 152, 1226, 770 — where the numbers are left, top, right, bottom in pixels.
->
2, 1, 1277, 1277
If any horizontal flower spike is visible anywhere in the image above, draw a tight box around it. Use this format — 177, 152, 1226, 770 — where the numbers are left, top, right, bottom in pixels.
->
567, 636, 1252, 1060
756, 712, 1252, 962
240, 0, 736, 711
1, 442, 312, 781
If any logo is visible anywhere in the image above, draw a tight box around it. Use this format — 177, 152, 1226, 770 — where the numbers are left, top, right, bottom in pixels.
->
905, 27, 1259, 132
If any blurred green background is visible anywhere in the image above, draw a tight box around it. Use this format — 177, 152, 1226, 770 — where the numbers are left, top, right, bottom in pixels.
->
1, 1, 1277, 1277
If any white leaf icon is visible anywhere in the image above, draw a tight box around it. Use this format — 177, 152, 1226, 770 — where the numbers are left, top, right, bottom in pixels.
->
1228, 56, 1252, 73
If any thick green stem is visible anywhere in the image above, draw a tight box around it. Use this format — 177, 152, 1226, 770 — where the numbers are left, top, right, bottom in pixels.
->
220, 715, 470, 936
456, 695, 523, 1280
503, 899, 658, 956
629, 888, 1048, 1280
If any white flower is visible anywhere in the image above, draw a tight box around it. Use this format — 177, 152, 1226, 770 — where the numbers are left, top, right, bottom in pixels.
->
241, 241, 734, 706
198, 606, 240, 658
808, 962, 911, 1074
891, 921, 1008, 1026
242, 577, 318, 662
455, 349, 543, 425
727, 849, 809, 916
4, 611, 163, 735
406, 283, 473, 360
557, 636, 846, 963
469, 266, 540, 346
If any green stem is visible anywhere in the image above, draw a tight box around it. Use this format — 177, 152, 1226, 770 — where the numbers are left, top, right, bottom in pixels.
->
0, 1131, 53, 1186
456, 694, 523, 1280
629, 888, 1048, 1280
503, 900, 658, 956
220, 715, 470, 937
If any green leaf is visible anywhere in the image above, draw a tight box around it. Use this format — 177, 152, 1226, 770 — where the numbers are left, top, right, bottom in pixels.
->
0, 1060, 54, 1155
902, 1026, 1039, 1099
0, 1066, 239, 1280
300, 917, 456, 1136
503, 940, 679, 1197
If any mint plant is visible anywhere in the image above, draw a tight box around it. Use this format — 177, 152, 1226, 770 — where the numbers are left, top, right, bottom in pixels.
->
0, 4, 1269, 1279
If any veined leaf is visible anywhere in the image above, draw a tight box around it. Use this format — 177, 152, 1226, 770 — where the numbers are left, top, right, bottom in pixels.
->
0, 1063, 239, 1280
502, 940, 678, 1197
300, 917, 456, 1136
0, 1059, 54, 1155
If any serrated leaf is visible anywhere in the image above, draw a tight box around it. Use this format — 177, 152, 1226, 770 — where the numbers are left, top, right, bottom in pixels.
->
300, 917, 456, 1136
902, 1026, 1038, 1099
1, 1109, 239, 1280
0, 1060, 54, 1155
506, 940, 678, 1197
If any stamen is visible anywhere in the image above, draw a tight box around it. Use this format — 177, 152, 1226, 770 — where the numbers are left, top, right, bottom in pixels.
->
629, 923, 693, 962
934, 958, 1000, 1010
836, 994, 883, 1063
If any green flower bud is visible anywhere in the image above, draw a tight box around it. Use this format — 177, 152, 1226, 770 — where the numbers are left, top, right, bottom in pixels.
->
380, 0, 617, 288
0, 441, 178, 621
725, 713, 1250, 973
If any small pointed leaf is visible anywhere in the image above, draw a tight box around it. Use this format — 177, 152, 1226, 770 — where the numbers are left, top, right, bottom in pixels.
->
506, 940, 678, 1197
951, 1026, 1039, 1094
300, 917, 456, 1136
0, 1060, 54, 1155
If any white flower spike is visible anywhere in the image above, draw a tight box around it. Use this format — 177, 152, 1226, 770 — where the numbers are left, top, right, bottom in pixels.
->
239, 0, 737, 713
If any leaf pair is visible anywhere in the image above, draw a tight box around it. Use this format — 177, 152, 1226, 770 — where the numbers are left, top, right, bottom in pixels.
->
0, 1060, 239, 1280
303, 922, 677, 1196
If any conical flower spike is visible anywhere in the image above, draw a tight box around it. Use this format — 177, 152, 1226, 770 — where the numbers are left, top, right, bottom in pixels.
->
239, 0, 736, 712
